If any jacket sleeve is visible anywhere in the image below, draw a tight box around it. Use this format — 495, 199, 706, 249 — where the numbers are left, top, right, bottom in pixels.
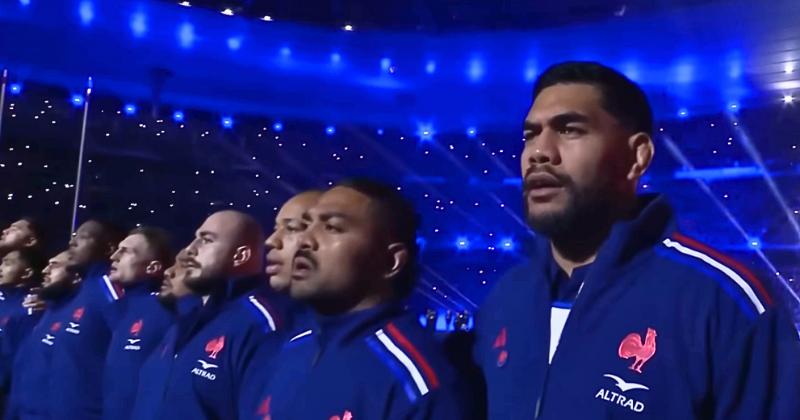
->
712, 306, 800, 419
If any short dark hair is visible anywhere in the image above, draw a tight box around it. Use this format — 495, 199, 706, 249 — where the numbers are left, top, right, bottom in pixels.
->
334, 178, 420, 298
532, 61, 654, 136
18, 217, 45, 250
13, 247, 46, 283
128, 226, 175, 268
84, 219, 127, 248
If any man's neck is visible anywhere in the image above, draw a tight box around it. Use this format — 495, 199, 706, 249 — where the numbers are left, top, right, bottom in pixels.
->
312, 290, 392, 317
549, 196, 639, 277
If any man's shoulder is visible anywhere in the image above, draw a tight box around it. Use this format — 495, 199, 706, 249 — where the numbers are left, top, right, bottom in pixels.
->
651, 232, 775, 319
364, 314, 457, 393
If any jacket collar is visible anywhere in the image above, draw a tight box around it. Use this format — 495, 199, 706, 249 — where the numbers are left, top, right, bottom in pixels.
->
311, 302, 404, 347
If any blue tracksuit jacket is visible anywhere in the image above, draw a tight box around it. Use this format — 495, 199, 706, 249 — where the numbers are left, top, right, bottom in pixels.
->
47, 263, 122, 420
242, 303, 470, 420
131, 275, 287, 420
0, 286, 40, 399
475, 194, 800, 419
101, 281, 178, 420
4, 289, 77, 420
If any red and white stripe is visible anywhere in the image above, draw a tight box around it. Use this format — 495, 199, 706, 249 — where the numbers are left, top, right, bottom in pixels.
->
374, 322, 439, 397
663, 233, 771, 314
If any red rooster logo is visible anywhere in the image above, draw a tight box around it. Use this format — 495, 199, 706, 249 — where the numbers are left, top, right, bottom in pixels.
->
130, 319, 143, 336
205, 336, 226, 359
618, 328, 657, 373
256, 396, 272, 420
72, 307, 85, 321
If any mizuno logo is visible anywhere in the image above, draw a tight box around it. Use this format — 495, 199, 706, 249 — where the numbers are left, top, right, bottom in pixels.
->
127, 338, 142, 344
69, 322, 79, 328
603, 374, 650, 392
42, 334, 56, 345
197, 360, 218, 370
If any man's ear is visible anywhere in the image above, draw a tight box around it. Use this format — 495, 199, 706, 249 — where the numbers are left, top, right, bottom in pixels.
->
24, 236, 38, 248
383, 243, 409, 281
626, 132, 654, 181
145, 261, 164, 275
233, 246, 252, 268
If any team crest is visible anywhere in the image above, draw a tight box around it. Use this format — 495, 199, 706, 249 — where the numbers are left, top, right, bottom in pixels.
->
493, 327, 508, 367
130, 319, 143, 336
330, 410, 353, 420
205, 336, 226, 359
256, 396, 271, 420
72, 307, 85, 321
50, 322, 62, 332
618, 328, 657, 373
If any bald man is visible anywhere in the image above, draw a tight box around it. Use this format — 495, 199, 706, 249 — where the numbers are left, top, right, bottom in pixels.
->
132, 211, 289, 420
238, 190, 321, 415
265, 191, 323, 292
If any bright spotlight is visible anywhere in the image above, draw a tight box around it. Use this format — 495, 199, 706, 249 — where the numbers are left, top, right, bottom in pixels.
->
123, 103, 137, 115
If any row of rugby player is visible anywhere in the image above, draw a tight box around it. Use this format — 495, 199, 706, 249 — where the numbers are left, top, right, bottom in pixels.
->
1, 60, 800, 420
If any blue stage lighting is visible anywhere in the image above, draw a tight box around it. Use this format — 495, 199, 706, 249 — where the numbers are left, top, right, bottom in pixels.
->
9, 83, 22, 95
78, 1, 94, 26
123, 103, 136, 115
177, 22, 196, 49
466, 127, 477, 138
455, 236, 470, 251
19, 0, 31, 6
280, 47, 291, 58
416, 236, 427, 252
468, 58, 485, 82
747, 237, 761, 250
677, 108, 689, 118
330, 53, 341, 65
425, 60, 436, 75
272, 122, 283, 132
130, 11, 147, 37
376, 128, 384, 136
70, 94, 85, 107
227, 37, 242, 51
172, 110, 185, 122
221, 116, 234, 129
499, 237, 515, 251
728, 102, 739, 111
380, 58, 392, 72
416, 123, 436, 142
325, 125, 336, 136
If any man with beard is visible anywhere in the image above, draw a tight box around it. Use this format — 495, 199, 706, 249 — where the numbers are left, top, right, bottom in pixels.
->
102, 227, 176, 420
243, 180, 469, 420
4, 251, 81, 419
0, 248, 45, 413
0, 218, 43, 257
131, 210, 288, 420
474, 61, 800, 419
156, 247, 201, 314
47, 220, 125, 420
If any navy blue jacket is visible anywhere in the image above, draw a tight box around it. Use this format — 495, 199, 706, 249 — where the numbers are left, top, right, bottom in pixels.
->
475, 195, 800, 419
131, 275, 287, 420
242, 303, 469, 420
101, 281, 177, 420
47, 264, 122, 420
4, 289, 77, 420
0, 286, 39, 398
